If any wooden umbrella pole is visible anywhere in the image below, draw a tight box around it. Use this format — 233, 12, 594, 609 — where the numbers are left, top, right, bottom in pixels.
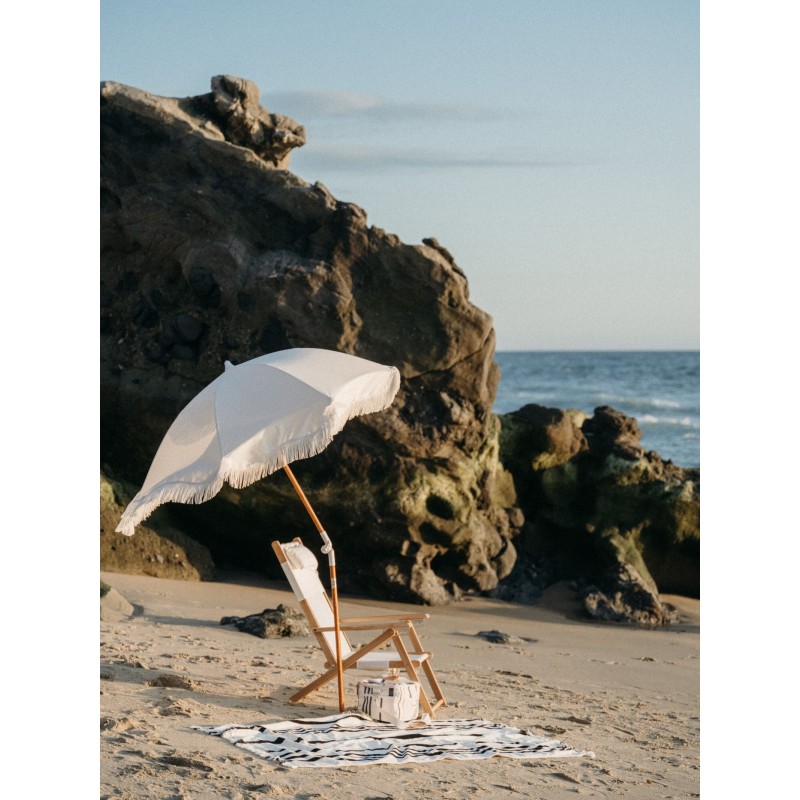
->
283, 465, 346, 712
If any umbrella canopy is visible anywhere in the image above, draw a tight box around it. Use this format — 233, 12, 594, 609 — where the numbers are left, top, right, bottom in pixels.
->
116, 348, 400, 536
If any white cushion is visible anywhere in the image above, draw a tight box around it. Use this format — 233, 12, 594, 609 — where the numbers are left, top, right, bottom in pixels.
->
284, 544, 318, 571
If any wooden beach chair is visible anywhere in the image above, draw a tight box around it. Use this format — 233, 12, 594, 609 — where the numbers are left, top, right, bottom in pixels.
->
272, 539, 447, 717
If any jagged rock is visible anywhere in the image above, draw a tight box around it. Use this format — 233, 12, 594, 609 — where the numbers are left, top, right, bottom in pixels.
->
100, 76, 522, 604
100, 472, 216, 580
497, 405, 699, 622
210, 74, 306, 168
582, 405, 645, 461
220, 604, 311, 638
581, 564, 679, 626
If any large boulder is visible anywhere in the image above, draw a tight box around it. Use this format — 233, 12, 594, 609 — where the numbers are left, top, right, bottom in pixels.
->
497, 404, 699, 624
100, 76, 522, 603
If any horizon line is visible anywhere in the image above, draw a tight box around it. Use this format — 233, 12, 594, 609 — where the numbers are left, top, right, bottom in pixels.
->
494, 348, 700, 354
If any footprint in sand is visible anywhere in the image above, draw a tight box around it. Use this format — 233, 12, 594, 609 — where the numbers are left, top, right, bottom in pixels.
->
153, 697, 205, 717
146, 673, 197, 690
158, 754, 214, 773
101, 715, 140, 732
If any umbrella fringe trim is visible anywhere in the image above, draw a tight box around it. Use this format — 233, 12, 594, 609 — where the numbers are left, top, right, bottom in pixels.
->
327, 375, 401, 428
115, 426, 337, 535
115, 476, 226, 536
338, 390, 400, 425
222, 424, 338, 489
115, 370, 400, 536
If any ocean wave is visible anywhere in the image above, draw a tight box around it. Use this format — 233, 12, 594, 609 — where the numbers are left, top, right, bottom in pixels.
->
649, 398, 683, 409
596, 394, 692, 413
639, 414, 698, 428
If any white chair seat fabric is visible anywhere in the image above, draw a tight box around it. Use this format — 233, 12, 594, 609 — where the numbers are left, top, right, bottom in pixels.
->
355, 651, 430, 670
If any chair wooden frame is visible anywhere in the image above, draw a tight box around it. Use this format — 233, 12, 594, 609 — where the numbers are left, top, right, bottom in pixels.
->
272, 538, 446, 717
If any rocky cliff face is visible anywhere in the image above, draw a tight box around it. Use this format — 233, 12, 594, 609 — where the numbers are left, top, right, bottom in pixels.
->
100, 76, 521, 604
100, 75, 700, 622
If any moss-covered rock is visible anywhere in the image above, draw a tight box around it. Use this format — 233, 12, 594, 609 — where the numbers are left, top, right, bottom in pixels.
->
101, 472, 216, 580
497, 405, 699, 622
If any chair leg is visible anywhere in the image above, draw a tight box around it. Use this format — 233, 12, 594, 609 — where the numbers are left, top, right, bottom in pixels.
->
289, 623, 446, 717
406, 623, 447, 710
290, 654, 354, 703
391, 633, 434, 716
289, 628, 397, 704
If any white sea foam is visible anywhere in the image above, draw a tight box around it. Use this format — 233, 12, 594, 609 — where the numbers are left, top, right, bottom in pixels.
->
640, 414, 698, 428
650, 398, 682, 409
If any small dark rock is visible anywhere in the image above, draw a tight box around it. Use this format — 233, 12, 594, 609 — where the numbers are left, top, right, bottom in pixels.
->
220, 604, 310, 638
477, 629, 518, 644
188, 266, 222, 307
133, 299, 159, 328
172, 313, 205, 343
170, 344, 196, 360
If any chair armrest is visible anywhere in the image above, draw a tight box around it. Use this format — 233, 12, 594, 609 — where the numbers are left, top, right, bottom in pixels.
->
339, 613, 429, 623
315, 623, 400, 633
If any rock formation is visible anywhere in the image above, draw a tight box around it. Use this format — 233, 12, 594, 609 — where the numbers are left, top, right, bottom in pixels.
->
209, 75, 306, 168
100, 75, 700, 623
496, 405, 699, 625
100, 76, 521, 604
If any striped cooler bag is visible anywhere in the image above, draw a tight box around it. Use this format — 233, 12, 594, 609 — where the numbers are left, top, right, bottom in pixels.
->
357, 677, 420, 724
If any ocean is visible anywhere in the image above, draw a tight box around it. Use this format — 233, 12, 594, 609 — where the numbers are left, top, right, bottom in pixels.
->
492, 351, 700, 468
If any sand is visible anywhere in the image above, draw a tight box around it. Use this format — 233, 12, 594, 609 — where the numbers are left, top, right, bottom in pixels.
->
99, 570, 699, 799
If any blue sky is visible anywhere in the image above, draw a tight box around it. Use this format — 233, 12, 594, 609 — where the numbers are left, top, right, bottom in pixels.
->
100, 0, 699, 350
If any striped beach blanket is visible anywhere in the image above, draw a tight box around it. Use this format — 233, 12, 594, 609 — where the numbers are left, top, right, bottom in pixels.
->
195, 713, 594, 768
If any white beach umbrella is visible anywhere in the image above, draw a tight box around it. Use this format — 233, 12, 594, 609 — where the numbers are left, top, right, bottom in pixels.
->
116, 347, 401, 711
